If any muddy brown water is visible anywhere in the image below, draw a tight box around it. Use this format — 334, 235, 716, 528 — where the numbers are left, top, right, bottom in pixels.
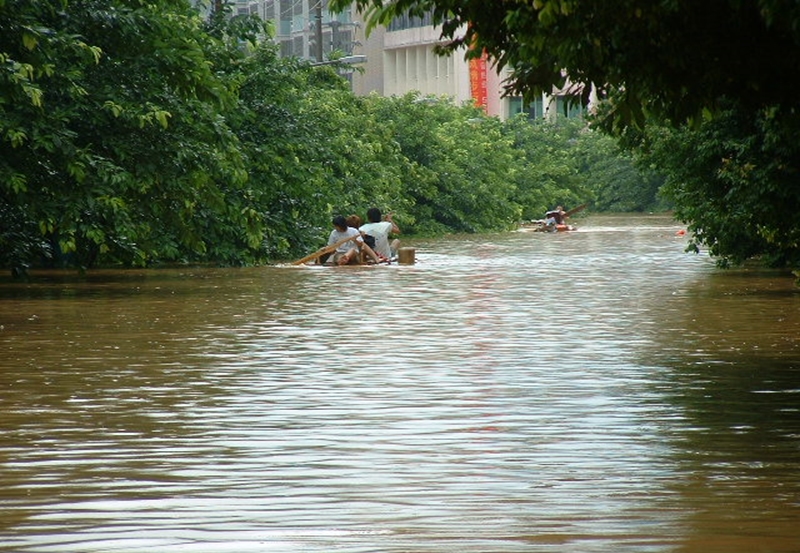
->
1, 214, 799, 552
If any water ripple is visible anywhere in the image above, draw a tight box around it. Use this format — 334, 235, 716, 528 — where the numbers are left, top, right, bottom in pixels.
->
1, 215, 799, 552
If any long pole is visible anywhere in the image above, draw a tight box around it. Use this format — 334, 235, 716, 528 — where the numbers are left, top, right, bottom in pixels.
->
565, 203, 588, 217
291, 234, 359, 265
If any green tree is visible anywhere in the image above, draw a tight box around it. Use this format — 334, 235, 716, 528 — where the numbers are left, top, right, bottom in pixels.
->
503, 115, 586, 221
504, 115, 664, 217
572, 127, 666, 213
1, 0, 104, 270
1, 0, 249, 270
365, 92, 521, 234
635, 107, 800, 268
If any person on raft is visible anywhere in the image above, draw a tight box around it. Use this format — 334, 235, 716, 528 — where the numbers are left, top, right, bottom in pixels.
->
359, 207, 400, 261
544, 206, 567, 226
325, 215, 364, 265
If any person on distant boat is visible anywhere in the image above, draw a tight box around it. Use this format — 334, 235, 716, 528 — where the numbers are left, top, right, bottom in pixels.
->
359, 207, 400, 260
325, 215, 364, 265
544, 206, 566, 226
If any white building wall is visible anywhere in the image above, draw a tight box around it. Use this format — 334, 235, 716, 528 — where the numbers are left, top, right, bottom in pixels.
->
230, 2, 571, 121
376, 25, 471, 104
381, 43, 470, 104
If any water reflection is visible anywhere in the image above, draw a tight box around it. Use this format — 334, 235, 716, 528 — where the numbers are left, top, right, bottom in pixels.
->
1, 214, 798, 552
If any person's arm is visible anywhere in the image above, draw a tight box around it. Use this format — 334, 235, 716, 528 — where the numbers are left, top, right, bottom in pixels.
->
385, 213, 400, 234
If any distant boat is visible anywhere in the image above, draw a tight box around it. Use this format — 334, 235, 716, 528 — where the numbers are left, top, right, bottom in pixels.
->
520, 221, 578, 232
520, 203, 586, 233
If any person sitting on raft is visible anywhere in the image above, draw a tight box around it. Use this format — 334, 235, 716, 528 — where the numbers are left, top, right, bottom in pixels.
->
544, 206, 566, 227
359, 207, 400, 261
325, 215, 364, 265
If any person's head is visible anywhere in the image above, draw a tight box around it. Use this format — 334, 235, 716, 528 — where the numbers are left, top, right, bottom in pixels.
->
366, 207, 382, 223
332, 215, 348, 232
346, 214, 363, 228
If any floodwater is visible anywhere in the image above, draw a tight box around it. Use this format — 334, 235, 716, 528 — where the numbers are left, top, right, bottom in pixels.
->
1, 214, 799, 553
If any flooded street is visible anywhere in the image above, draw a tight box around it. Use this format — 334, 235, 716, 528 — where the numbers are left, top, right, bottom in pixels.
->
1, 214, 799, 552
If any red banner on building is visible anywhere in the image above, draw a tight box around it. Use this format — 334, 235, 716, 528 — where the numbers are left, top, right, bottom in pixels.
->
469, 52, 488, 112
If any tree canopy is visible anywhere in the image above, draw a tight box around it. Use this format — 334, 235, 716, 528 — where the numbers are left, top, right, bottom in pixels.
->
333, 0, 800, 127
1, 0, 247, 269
634, 105, 800, 268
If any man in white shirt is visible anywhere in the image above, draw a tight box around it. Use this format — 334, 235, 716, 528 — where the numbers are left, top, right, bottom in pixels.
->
359, 207, 400, 260
326, 215, 363, 265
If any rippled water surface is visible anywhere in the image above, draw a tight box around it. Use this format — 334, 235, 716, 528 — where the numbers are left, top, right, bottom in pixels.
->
2, 214, 799, 552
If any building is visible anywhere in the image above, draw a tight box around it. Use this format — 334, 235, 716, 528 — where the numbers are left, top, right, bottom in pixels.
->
227, 1, 359, 62
227, 1, 590, 121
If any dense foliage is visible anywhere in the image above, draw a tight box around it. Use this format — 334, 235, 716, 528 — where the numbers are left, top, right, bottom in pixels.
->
1, 0, 247, 270
1, 0, 658, 274
629, 106, 800, 268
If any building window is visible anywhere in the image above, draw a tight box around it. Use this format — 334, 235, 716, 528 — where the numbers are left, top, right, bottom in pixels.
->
279, 0, 292, 35
280, 39, 293, 57
554, 96, 584, 118
388, 10, 434, 31
508, 96, 545, 119
233, 0, 259, 16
